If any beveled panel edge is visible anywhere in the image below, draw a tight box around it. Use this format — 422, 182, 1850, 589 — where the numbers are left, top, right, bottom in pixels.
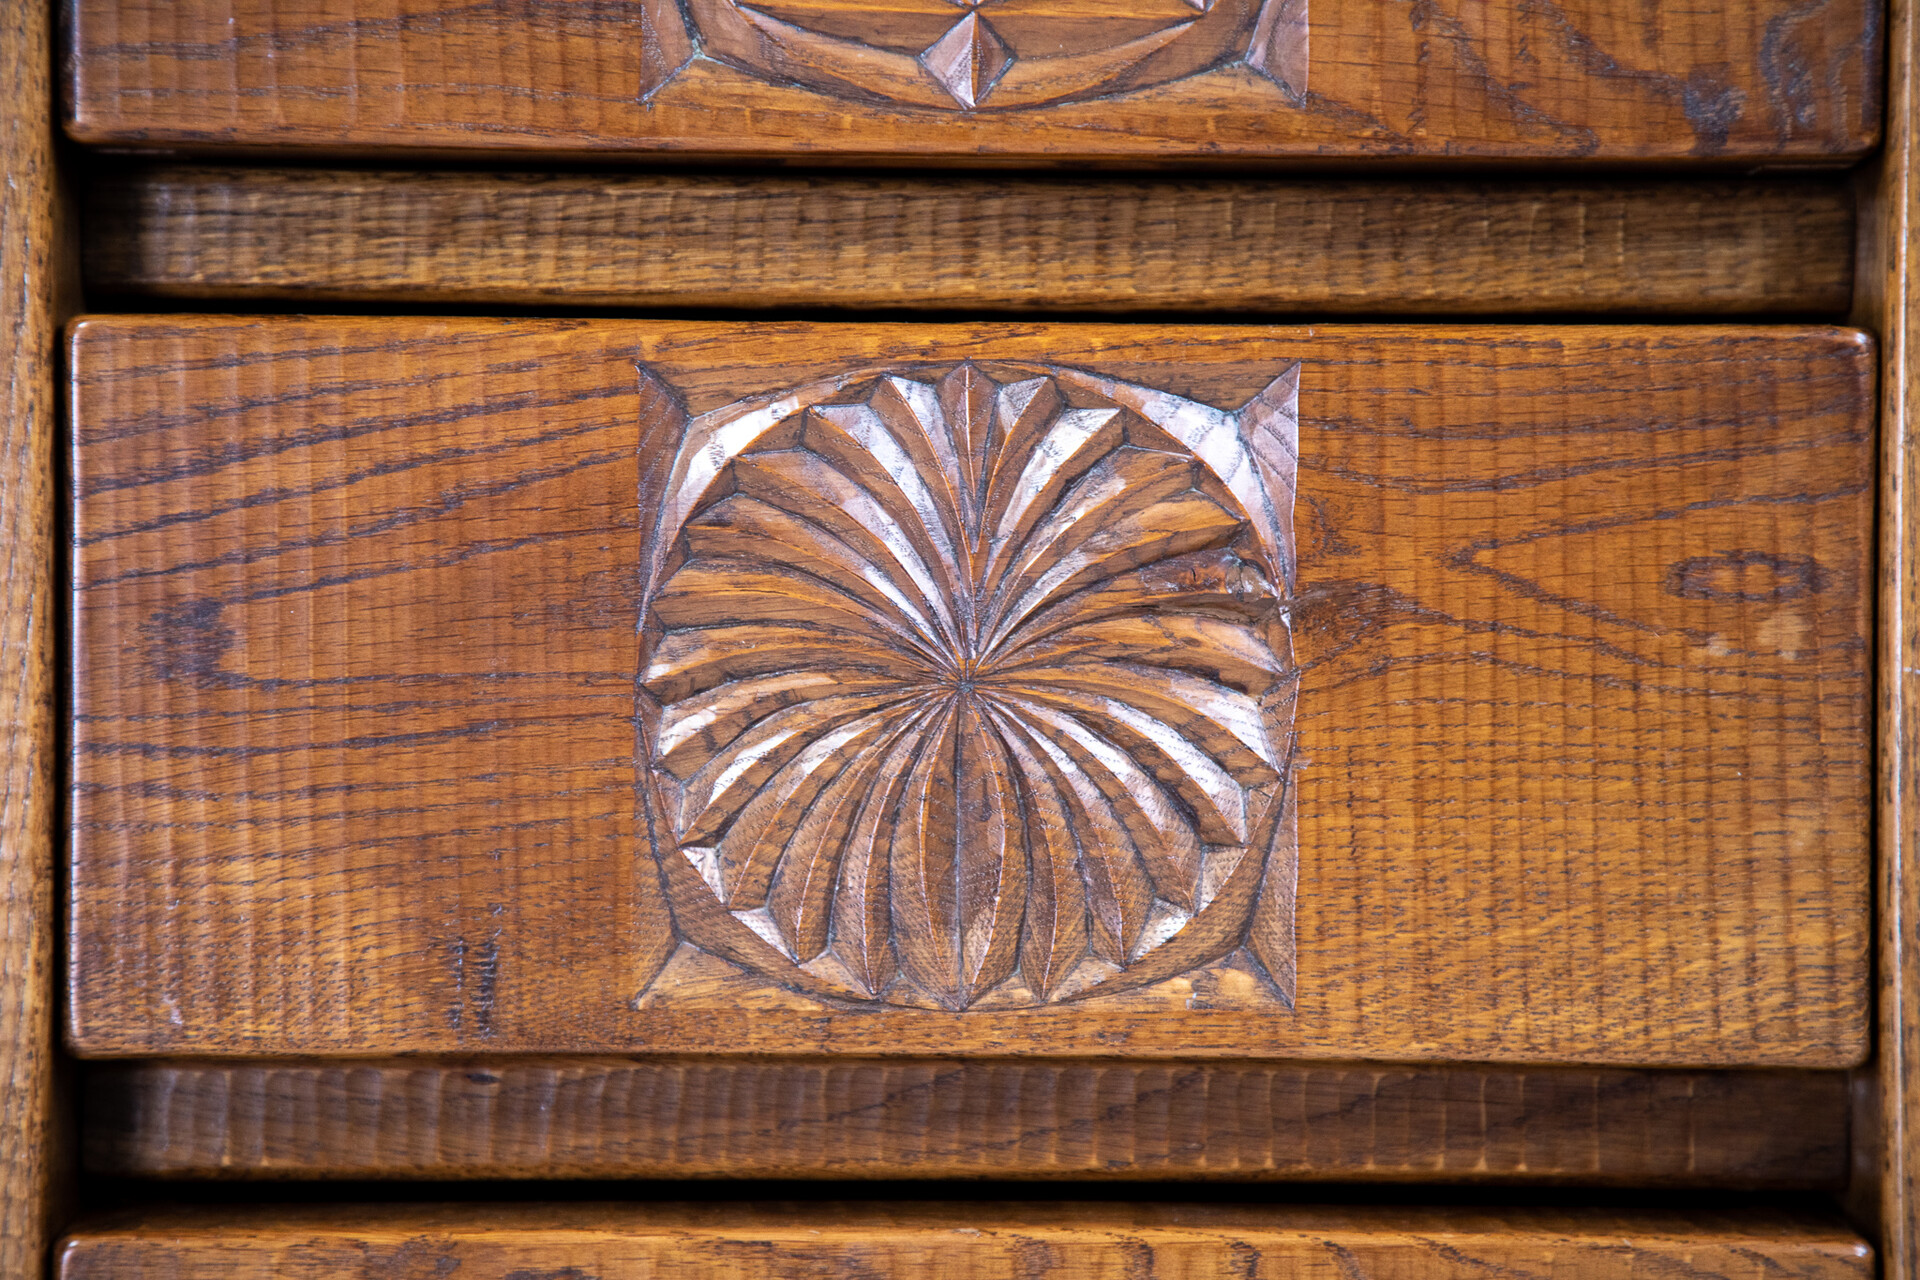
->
54, 1203, 1876, 1280
84, 1058, 1850, 1185
82, 167, 1855, 316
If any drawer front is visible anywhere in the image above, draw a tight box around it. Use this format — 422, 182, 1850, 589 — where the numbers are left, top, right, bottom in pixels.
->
66, 318, 1871, 1065
65, 1, 1881, 161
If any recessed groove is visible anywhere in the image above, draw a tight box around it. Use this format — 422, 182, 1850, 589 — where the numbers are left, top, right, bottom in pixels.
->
86, 1058, 1850, 1184
83, 168, 1855, 317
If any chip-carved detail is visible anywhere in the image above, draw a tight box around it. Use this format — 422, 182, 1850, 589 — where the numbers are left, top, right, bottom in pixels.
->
636, 0, 1309, 111
635, 360, 1300, 1011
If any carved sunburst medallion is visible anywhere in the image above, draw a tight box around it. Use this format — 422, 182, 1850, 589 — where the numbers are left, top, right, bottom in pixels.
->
635, 360, 1299, 1011
635, 0, 1308, 111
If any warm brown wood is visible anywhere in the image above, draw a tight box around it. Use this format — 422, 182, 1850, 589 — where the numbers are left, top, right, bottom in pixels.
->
55, 1204, 1875, 1280
63, 0, 1881, 163
1867, 0, 1920, 1272
83, 169, 1857, 317
84, 1058, 1851, 1184
66, 319, 1873, 1065
2, 0, 70, 1271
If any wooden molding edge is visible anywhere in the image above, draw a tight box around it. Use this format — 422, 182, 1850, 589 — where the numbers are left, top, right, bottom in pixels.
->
1, 0, 72, 1272
1869, 0, 1920, 1275
86, 1058, 1850, 1184
53, 1203, 1875, 1280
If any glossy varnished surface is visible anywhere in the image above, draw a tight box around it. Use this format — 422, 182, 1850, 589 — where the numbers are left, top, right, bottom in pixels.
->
84, 169, 1856, 316
66, 319, 1872, 1064
56, 1204, 1875, 1280
64, 0, 1882, 161
85, 1058, 1851, 1183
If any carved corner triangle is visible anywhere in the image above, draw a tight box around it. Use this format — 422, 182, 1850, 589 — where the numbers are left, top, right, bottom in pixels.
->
1245, 762, 1297, 1008
630, 359, 1301, 1014
1246, 0, 1308, 101
637, 0, 697, 103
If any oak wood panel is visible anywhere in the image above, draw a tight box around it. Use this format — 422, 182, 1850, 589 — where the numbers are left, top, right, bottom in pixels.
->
1866, 0, 1920, 1272
84, 1058, 1851, 1184
64, 0, 1881, 162
66, 319, 1872, 1065
83, 169, 1857, 317
55, 1204, 1875, 1280
2, 0, 72, 1271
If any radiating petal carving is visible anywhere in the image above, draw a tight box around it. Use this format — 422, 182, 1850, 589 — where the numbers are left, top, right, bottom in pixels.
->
638, 358, 1300, 1009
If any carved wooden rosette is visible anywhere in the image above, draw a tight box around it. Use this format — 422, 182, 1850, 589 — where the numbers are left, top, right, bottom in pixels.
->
636, 0, 1309, 111
634, 360, 1299, 1012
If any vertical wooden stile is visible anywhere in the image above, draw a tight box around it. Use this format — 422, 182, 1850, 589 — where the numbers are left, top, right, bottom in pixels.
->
1874, 0, 1920, 1273
0, 0, 69, 1273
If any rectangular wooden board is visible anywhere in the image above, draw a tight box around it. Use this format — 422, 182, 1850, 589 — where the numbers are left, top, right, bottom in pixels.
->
83, 169, 1856, 317
56, 1205, 1874, 1280
63, 0, 1881, 162
1862, 0, 1920, 1269
84, 1059, 1850, 1184
67, 318, 1873, 1065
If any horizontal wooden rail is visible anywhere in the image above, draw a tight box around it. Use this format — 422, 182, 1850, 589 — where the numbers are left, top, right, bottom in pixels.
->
84, 169, 1854, 316
57, 1204, 1874, 1280
61, 0, 1881, 162
87, 1059, 1849, 1184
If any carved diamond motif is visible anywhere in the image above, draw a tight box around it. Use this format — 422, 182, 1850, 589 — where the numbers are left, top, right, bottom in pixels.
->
921, 13, 1014, 109
635, 360, 1300, 1011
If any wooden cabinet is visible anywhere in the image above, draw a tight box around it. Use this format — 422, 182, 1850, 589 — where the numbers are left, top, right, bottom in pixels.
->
6, 0, 1918, 1274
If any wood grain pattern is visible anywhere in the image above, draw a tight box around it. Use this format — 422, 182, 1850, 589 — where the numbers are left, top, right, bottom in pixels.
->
83, 1058, 1851, 1184
2, 0, 71, 1271
1866, 0, 1920, 1272
54, 1204, 1875, 1280
82, 169, 1858, 316
66, 319, 1873, 1065
63, 0, 1881, 162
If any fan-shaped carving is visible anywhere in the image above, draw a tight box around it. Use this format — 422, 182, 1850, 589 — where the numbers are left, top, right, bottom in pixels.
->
636, 359, 1299, 1010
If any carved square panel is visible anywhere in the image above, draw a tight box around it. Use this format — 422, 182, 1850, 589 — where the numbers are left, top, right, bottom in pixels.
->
634, 358, 1299, 1012
68, 319, 1873, 1066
